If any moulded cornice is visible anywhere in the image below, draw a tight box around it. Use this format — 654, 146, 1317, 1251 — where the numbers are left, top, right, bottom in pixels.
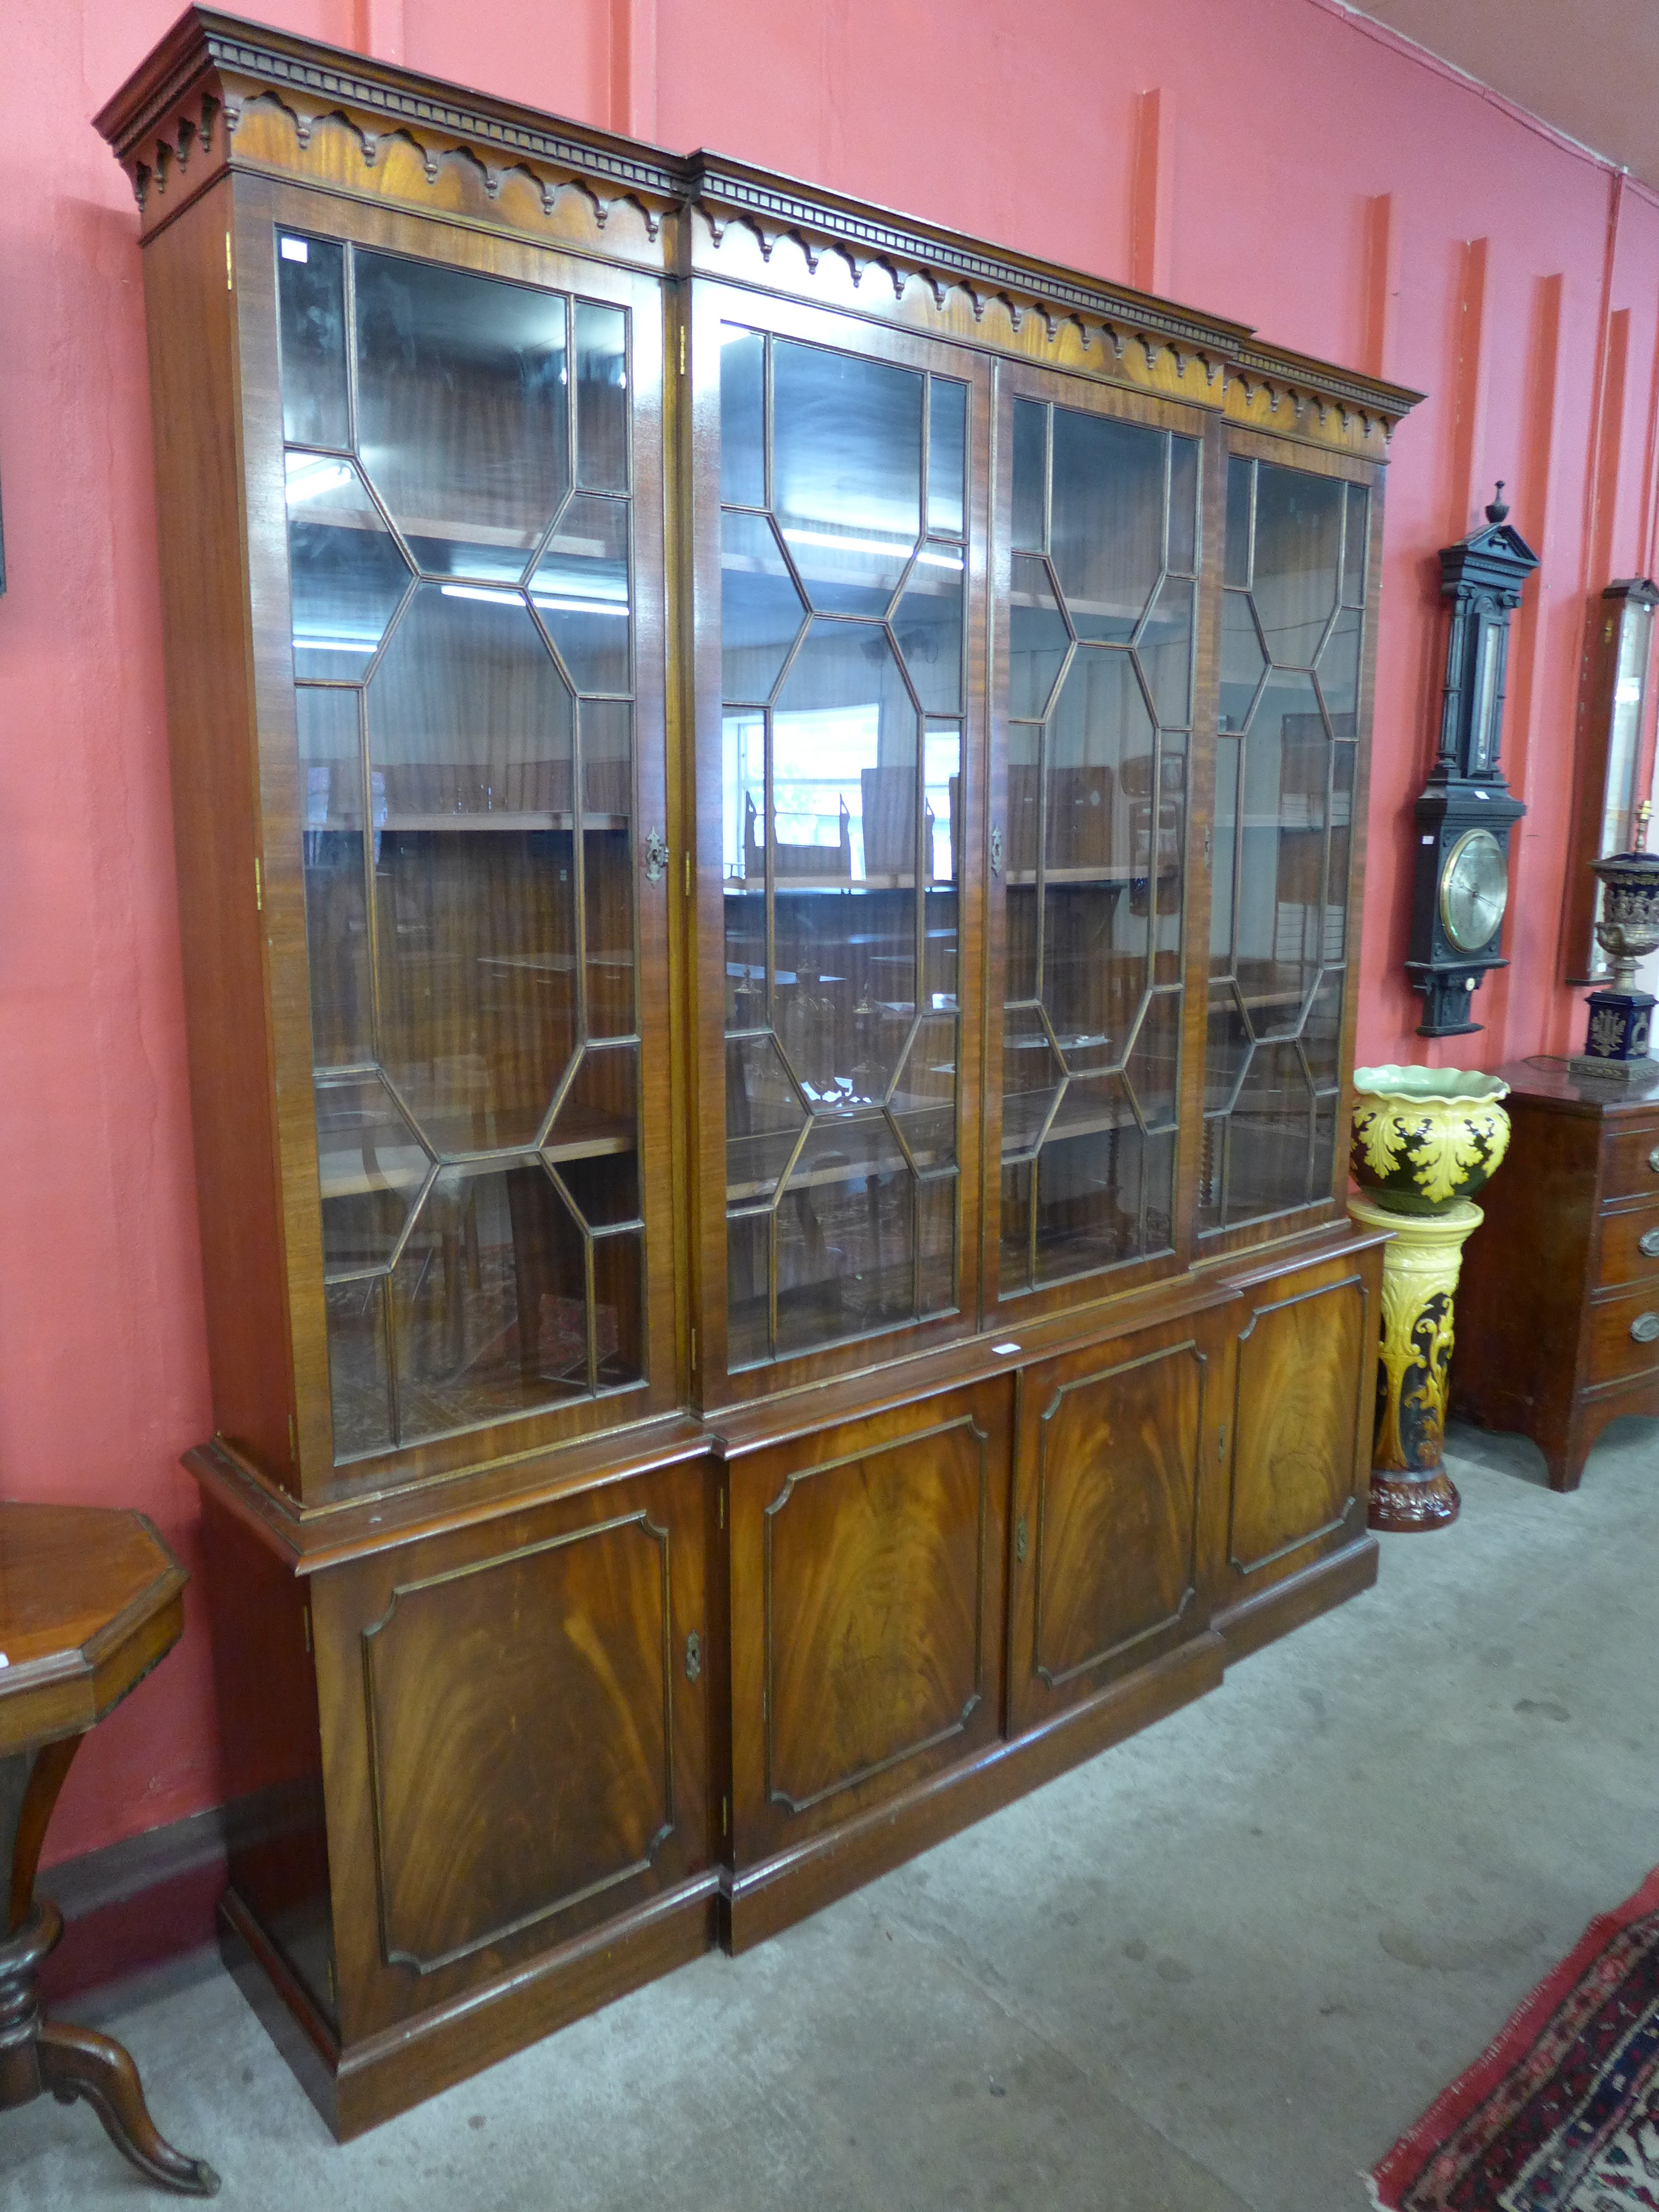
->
94, 5, 1424, 436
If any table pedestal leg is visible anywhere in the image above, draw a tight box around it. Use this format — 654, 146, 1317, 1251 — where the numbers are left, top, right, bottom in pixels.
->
1349, 1196, 1483, 1533
0, 1744, 219, 2196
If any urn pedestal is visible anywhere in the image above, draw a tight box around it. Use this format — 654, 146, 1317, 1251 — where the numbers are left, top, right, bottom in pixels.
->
1349, 1067, 1512, 1533
1347, 1194, 1484, 1530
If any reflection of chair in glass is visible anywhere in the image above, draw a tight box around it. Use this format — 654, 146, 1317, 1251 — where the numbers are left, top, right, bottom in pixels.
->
859, 766, 936, 882
743, 791, 853, 880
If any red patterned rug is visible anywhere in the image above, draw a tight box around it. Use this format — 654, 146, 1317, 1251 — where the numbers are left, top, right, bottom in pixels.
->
1371, 1865, 1659, 2209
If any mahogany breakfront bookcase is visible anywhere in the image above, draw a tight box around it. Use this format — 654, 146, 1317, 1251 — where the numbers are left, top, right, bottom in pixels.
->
98, 11, 1420, 2138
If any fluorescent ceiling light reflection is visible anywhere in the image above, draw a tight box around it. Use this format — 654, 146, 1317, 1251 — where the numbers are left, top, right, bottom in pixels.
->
286, 456, 356, 502
780, 525, 962, 571
440, 584, 522, 606
532, 597, 630, 618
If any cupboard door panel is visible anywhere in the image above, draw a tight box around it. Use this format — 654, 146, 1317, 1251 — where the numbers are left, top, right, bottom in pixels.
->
1227, 1263, 1369, 1583
315, 1461, 709, 2039
728, 1381, 1011, 1860
1008, 1319, 1215, 1735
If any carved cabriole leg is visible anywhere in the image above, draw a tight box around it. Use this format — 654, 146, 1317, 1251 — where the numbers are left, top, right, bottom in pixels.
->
1349, 1196, 1484, 1532
0, 1740, 221, 2196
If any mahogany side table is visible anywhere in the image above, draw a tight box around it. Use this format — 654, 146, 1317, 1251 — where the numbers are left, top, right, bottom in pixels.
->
0, 1501, 219, 2194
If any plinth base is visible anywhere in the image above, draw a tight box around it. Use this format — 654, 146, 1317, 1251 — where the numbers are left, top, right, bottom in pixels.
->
1367, 1465, 1461, 1532
1567, 1051, 1658, 1085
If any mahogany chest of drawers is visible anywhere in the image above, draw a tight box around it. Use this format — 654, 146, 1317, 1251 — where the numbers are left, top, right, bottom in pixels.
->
1455, 1060, 1659, 1488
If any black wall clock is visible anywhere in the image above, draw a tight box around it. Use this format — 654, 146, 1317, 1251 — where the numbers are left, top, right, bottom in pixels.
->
1405, 486, 1539, 1036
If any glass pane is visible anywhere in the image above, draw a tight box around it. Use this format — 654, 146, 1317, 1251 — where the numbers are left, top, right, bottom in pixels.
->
1205, 988, 1252, 1113
549, 1046, 639, 1227
776, 1112, 914, 1353
926, 885, 959, 1005
1125, 988, 1181, 1128
776, 891, 914, 1105
584, 779, 635, 1038
1050, 411, 1164, 645
286, 455, 412, 680
1324, 742, 1355, 965
1211, 735, 1241, 970
1342, 485, 1369, 609
581, 695, 633, 820
390, 1164, 589, 1441
1011, 400, 1047, 552
1220, 592, 1267, 733
1167, 437, 1199, 575
723, 711, 766, 891
1251, 466, 1341, 666
726, 1034, 808, 1202
773, 619, 917, 885
1006, 722, 1043, 893
722, 511, 806, 704
369, 582, 574, 821
1002, 1004, 1063, 1157
1000, 1158, 1033, 1291
355, 252, 568, 584
1138, 575, 1195, 729
298, 688, 372, 1067
1043, 885, 1125, 1071
726, 1210, 770, 1366
1034, 1098, 1143, 1283
325, 1279, 393, 1458
278, 235, 349, 449
372, 825, 579, 1155
892, 546, 964, 716
574, 301, 628, 492
1047, 647, 1154, 875
1224, 458, 1253, 588
773, 341, 922, 615
927, 378, 968, 538
1317, 608, 1362, 732
719, 326, 765, 507
314, 1074, 431, 1275
530, 496, 631, 695
591, 1228, 645, 1387
1304, 970, 1344, 1089
1228, 1042, 1315, 1218
891, 1011, 958, 1167
925, 724, 960, 886
917, 1173, 957, 1313
1009, 557, 1070, 720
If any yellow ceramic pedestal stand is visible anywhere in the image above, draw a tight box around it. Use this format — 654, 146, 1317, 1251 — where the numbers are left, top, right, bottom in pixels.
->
1347, 1193, 1484, 1531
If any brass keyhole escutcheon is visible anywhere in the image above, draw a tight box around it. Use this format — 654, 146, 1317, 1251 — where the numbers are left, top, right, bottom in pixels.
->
1014, 1515, 1027, 1564
685, 1630, 702, 1681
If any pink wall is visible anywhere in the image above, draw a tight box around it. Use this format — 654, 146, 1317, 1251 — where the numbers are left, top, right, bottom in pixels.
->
2, 0, 1655, 1862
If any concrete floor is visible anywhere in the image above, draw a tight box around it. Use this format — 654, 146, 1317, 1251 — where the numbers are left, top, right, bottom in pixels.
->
4, 1418, 1657, 2211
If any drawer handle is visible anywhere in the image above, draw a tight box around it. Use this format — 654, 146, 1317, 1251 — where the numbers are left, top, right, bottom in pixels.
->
1648, 1146, 1659, 1174
1631, 1312, 1659, 1345
1641, 1227, 1659, 1259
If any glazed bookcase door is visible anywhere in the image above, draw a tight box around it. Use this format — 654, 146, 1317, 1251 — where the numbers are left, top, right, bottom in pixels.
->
692, 283, 990, 1396
248, 190, 675, 1476
985, 369, 1213, 1315
1199, 438, 1380, 1247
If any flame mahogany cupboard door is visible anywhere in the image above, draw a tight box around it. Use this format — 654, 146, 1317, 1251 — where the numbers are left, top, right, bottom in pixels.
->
1213, 1239, 1383, 1655
1004, 1304, 1233, 1739
306, 1458, 713, 2102
719, 1379, 1013, 1928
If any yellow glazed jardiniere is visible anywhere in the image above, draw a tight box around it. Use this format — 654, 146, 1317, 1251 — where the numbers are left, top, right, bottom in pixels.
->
1350, 1065, 1511, 1215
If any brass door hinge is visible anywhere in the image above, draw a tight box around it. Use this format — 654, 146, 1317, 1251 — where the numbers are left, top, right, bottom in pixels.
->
721, 1794, 729, 1837
679, 325, 686, 376
690, 1324, 698, 1369
254, 857, 263, 911
1014, 1514, 1027, 1564
302, 1605, 311, 1655
226, 232, 233, 291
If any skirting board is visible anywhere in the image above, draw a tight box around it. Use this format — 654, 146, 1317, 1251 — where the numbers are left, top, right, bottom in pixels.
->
36, 1803, 229, 2006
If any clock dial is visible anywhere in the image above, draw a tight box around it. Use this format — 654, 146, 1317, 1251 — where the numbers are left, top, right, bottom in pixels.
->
1439, 826, 1509, 953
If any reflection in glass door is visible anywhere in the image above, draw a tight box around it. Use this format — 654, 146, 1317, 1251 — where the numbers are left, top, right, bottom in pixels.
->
277, 233, 645, 1455
1201, 454, 1369, 1232
719, 327, 967, 1364
998, 397, 1198, 1291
